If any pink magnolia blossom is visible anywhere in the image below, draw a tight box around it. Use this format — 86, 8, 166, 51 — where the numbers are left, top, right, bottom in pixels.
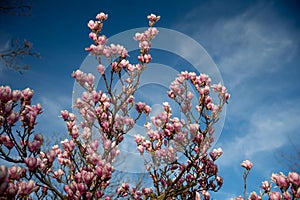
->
21, 87, 34, 101
6, 182, 18, 198
25, 157, 39, 171
189, 123, 199, 135
210, 147, 223, 161
0, 86, 12, 103
28, 140, 41, 153
142, 187, 153, 195
1, 136, 14, 149
11, 89, 21, 102
260, 181, 271, 193
53, 169, 64, 179
9, 165, 25, 180
241, 160, 253, 170
7, 111, 19, 125
138, 53, 152, 63
135, 102, 146, 113
17, 180, 39, 195
120, 59, 129, 68
96, 35, 107, 45
201, 190, 210, 200
77, 182, 87, 195
97, 64, 105, 75
60, 110, 69, 121
143, 105, 151, 114
137, 145, 144, 154
96, 12, 108, 21
288, 172, 300, 186
82, 171, 94, 186
147, 13, 160, 22
68, 112, 76, 121
271, 173, 289, 189
248, 191, 259, 200
89, 32, 97, 40
87, 20, 102, 31
269, 191, 281, 200
46, 150, 56, 162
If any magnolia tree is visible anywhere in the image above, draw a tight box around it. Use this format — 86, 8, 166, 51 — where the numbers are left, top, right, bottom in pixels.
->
0, 12, 229, 200
0, 12, 298, 200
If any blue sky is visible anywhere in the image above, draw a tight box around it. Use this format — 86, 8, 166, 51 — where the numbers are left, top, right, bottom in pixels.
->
1, 0, 300, 199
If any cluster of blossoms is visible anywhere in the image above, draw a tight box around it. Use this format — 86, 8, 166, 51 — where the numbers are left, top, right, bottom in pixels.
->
133, 13, 160, 64
131, 69, 229, 199
0, 86, 40, 128
0, 85, 46, 198
0, 165, 39, 198
115, 182, 155, 199
233, 160, 300, 200
168, 71, 229, 119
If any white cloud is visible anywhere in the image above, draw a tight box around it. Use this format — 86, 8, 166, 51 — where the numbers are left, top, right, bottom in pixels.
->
213, 16, 296, 88
37, 94, 71, 135
174, 2, 299, 89
171, 1, 300, 176
217, 100, 300, 167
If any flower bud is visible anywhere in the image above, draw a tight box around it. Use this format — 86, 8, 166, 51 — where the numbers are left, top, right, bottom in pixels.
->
6, 183, 18, 198
25, 157, 39, 171
260, 181, 271, 193
61, 110, 69, 121
77, 182, 87, 195
248, 191, 259, 200
0, 86, 12, 102
21, 88, 34, 101
288, 172, 300, 186
9, 165, 24, 180
95, 166, 102, 177
12, 90, 21, 101
137, 145, 144, 154
47, 150, 56, 163
97, 64, 105, 75
241, 160, 253, 170
2, 136, 14, 149
96, 12, 108, 21
7, 111, 19, 125
210, 148, 223, 161
83, 171, 94, 186
271, 173, 289, 189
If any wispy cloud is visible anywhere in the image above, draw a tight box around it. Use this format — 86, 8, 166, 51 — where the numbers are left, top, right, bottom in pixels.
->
218, 100, 300, 166
175, 2, 299, 88
37, 94, 71, 136
171, 1, 300, 177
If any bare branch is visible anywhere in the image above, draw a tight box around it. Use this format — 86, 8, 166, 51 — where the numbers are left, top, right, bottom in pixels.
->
0, 39, 40, 74
0, 0, 32, 16
275, 134, 300, 173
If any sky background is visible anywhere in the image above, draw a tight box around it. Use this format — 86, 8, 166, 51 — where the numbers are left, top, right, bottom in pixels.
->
1, 0, 300, 199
